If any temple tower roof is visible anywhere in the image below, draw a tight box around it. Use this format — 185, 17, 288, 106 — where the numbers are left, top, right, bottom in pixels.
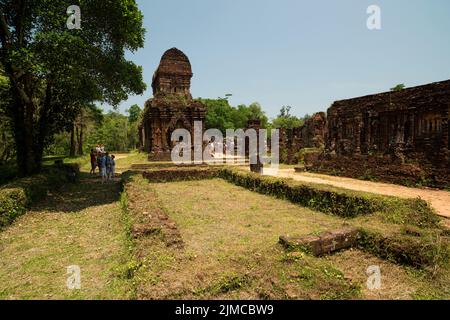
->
152, 48, 193, 97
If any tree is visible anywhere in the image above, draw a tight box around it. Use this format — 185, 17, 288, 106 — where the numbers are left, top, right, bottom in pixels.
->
0, 0, 146, 175
70, 104, 103, 156
272, 106, 304, 129
201, 98, 236, 133
201, 98, 269, 133
126, 104, 142, 149
0, 65, 14, 165
127, 104, 142, 124
390, 84, 405, 92
86, 111, 129, 152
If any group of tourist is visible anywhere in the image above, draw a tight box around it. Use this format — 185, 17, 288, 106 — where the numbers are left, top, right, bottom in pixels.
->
90, 144, 116, 183
204, 139, 236, 158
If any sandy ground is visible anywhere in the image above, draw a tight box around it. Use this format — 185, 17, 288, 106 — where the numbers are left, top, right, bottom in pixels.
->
112, 154, 129, 161
265, 169, 450, 220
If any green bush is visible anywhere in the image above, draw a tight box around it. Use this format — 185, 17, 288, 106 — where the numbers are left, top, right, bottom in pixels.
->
0, 164, 17, 186
217, 168, 438, 221
138, 166, 438, 221
357, 228, 450, 271
218, 168, 378, 217
0, 188, 27, 229
0, 164, 80, 230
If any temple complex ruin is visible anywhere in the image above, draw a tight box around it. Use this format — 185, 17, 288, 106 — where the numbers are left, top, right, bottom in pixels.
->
279, 112, 328, 165
138, 49, 449, 187
139, 48, 206, 160
313, 80, 450, 187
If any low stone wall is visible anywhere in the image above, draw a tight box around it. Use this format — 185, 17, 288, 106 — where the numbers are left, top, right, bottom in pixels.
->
310, 154, 450, 188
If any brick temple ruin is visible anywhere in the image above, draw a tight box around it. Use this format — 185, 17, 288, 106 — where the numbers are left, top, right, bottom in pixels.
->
138, 49, 449, 187
139, 48, 206, 160
279, 112, 328, 165
312, 80, 450, 187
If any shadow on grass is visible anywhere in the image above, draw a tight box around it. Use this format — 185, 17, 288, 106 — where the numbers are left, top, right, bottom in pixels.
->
31, 172, 122, 213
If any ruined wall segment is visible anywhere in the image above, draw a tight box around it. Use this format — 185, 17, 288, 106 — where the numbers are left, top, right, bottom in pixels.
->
316, 80, 450, 187
279, 112, 328, 165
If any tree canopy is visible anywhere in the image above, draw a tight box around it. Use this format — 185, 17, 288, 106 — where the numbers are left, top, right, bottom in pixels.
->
271, 106, 305, 129
201, 98, 269, 133
0, 0, 146, 175
390, 84, 406, 92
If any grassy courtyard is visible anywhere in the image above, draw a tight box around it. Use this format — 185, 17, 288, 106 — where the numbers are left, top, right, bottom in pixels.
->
0, 155, 449, 300
125, 175, 449, 300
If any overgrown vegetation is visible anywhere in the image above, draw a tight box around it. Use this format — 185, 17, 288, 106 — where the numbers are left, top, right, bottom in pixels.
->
357, 228, 450, 272
218, 168, 437, 220
139, 166, 440, 224
0, 0, 146, 175
200, 97, 270, 133
0, 164, 79, 229
120, 169, 449, 300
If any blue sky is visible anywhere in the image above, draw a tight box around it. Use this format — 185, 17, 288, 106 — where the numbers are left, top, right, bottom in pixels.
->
111, 0, 450, 119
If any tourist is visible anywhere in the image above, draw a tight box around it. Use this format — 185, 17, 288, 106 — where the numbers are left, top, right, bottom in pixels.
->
96, 152, 102, 176
109, 155, 116, 180
100, 153, 107, 183
105, 152, 112, 182
89, 149, 97, 175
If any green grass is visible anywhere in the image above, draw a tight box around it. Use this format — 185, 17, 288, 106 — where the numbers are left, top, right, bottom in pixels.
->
0, 171, 135, 299
123, 174, 449, 300
1, 155, 448, 300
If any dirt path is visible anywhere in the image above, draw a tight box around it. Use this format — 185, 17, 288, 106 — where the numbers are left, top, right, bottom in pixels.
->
267, 169, 450, 220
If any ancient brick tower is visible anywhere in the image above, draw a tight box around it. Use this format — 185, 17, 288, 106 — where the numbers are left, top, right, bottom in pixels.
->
139, 48, 206, 160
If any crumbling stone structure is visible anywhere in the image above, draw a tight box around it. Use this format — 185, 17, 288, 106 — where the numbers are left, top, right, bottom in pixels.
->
314, 80, 450, 187
279, 227, 359, 257
247, 119, 264, 173
139, 48, 206, 160
279, 112, 327, 164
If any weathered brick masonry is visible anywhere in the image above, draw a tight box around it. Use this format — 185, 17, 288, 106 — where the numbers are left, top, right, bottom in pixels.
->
279, 112, 327, 164
139, 48, 206, 160
312, 80, 450, 187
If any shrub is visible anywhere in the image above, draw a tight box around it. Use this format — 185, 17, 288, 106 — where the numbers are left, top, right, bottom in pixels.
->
140, 167, 437, 221
218, 168, 378, 217
0, 164, 80, 230
357, 228, 450, 271
0, 164, 18, 186
0, 188, 27, 229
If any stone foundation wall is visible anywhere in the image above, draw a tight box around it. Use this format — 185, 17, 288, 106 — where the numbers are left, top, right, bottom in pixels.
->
280, 112, 327, 164
310, 154, 450, 188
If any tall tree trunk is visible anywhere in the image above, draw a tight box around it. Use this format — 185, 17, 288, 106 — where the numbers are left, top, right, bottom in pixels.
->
70, 124, 76, 157
33, 80, 53, 173
1, 5, 38, 176
77, 125, 84, 155
11, 97, 39, 176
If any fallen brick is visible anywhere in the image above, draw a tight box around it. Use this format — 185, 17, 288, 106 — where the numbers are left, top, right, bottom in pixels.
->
280, 227, 360, 256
